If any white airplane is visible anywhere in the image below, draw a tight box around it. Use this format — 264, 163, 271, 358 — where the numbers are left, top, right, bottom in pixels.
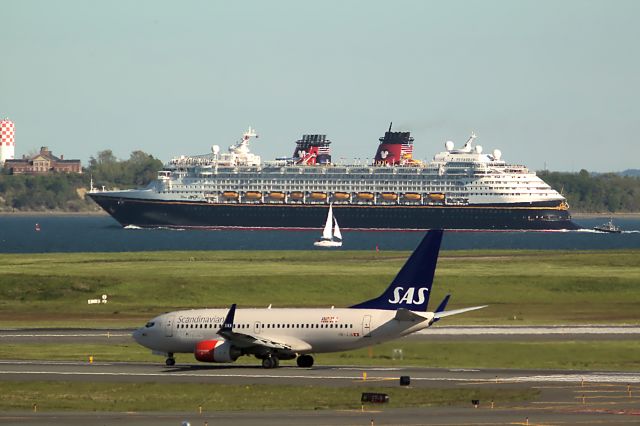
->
133, 230, 486, 368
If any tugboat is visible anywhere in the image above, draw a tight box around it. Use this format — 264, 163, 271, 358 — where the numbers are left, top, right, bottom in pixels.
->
593, 218, 622, 233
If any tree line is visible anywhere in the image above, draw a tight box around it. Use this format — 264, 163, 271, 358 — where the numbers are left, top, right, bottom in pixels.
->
538, 170, 640, 212
1, 155, 639, 212
0, 150, 162, 212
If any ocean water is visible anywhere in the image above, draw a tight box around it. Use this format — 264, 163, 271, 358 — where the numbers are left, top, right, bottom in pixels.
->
0, 215, 638, 253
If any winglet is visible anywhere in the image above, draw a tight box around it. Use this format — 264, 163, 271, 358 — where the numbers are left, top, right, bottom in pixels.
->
432, 294, 450, 323
219, 304, 237, 333
435, 294, 450, 313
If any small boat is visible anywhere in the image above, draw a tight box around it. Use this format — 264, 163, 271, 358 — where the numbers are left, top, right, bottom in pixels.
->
314, 204, 342, 248
222, 191, 239, 199
35, 223, 41, 232
333, 192, 350, 200
244, 191, 262, 200
356, 192, 375, 200
290, 191, 304, 200
310, 192, 327, 200
594, 219, 622, 233
381, 192, 398, 201
269, 191, 285, 200
403, 192, 421, 201
428, 192, 445, 201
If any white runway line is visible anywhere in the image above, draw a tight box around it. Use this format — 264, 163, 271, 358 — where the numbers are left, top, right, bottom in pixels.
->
421, 326, 640, 335
0, 333, 130, 338
1, 368, 639, 384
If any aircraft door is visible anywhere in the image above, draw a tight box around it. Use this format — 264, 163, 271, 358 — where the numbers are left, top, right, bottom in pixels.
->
362, 315, 372, 337
254, 321, 261, 334
164, 315, 174, 337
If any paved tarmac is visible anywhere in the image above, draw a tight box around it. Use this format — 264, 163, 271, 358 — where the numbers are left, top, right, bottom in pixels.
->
2, 327, 640, 425
2, 325, 640, 344
1, 360, 640, 425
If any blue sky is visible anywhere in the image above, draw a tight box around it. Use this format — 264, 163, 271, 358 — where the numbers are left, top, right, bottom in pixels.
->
2, 0, 638, 172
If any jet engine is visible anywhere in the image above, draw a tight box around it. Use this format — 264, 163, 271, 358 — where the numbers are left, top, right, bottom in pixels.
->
194, 339, 241, 363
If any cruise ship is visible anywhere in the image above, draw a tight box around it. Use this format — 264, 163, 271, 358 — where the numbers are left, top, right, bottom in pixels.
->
88, 125, 579, 231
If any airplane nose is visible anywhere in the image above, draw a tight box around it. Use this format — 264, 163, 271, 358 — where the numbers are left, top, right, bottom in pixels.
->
132, 328, 146, 344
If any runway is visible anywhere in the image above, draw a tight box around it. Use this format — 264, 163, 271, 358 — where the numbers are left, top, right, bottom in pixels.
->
3, 325, 640, 344
2, 359, 640, 386
2, 327, 640, 424
1, 360, 640, 425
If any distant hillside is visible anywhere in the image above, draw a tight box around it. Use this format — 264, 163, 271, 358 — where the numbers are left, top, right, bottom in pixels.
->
619, 169, 640, 177
538, 169, 640, 213
0, 150, 162, 212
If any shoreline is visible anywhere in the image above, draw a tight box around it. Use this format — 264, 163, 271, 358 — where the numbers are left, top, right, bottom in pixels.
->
572, 212, 640, 218
0, 210, 108, 217
1, 211, 638, 218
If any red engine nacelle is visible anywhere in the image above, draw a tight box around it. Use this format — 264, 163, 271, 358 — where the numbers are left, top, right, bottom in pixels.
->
194, 339, 240, 363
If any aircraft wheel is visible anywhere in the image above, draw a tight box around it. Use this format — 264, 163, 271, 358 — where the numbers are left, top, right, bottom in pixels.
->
261, 356, 279, 369
296, 355, 314, 368
166, 357, 176, 366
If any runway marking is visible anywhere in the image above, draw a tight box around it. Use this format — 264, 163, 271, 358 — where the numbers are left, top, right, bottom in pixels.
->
2, 368, 640, 385
0, 333, 130, 338
0, 370, 474, 382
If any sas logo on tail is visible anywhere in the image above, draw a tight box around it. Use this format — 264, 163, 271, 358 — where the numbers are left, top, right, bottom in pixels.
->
388, 287, 429, 305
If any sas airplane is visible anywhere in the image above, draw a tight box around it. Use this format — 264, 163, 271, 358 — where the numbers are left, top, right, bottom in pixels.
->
133, 230, 486, 368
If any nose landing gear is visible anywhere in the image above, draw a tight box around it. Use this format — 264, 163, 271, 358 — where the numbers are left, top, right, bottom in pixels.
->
165, 353, 176, 366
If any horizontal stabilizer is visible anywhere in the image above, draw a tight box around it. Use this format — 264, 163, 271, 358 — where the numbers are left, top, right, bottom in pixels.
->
394, 308, 430, 322
434, 305, 487, 319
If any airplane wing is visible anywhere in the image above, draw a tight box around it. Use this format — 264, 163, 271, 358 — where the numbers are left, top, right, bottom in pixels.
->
217, 304, 312, 353
433, 305, 487, 319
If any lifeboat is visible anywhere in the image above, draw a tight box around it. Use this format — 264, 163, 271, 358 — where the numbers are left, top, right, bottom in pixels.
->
310, 192, 327, 200
356, 192, 375, 200
269, 191, 285, 200
290, 191, 304, 200
333, 192, 350, 201
222, 191, 239, 199
245, 191, 262, 200
381, 192, 398, 201
428, 192, 445, 201
403, 192, 421, 201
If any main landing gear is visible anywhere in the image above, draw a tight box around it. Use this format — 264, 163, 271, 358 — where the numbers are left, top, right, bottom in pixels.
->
296, 354, 314, 368
261, 355, 280, 369
165, 353, 176, 366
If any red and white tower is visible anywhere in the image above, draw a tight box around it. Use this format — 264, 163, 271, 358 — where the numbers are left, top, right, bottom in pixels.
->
0, 118, 16, 165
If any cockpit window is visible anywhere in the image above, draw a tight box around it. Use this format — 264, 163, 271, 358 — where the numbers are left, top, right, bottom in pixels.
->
145, 322, 155, 328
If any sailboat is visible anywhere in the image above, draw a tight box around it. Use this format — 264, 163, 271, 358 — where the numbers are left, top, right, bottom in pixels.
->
314, 204, 343, 247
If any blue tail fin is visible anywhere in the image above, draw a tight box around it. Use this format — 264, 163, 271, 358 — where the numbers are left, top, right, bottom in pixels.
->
350, 230, 443, 311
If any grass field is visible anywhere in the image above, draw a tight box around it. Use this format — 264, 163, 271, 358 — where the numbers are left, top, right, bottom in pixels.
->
1, 249, 639, 326
2, 340, 639, 371
0, 381, 538, 412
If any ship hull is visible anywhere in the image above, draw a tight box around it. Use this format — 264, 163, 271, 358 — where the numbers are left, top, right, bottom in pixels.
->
88, 194, 580, 231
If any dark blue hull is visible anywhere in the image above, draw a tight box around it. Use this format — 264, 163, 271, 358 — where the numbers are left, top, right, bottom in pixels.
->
88, 194, 580, 231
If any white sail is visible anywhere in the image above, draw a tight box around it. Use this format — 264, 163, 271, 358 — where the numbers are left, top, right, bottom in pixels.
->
321, 204, 333, 240
333, 218, 342, 240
